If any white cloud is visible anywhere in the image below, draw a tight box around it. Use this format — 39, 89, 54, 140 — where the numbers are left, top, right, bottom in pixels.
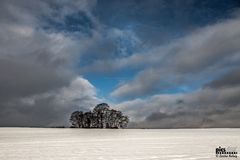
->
116, 85, 240, 128
111, 16, 240, 98
55, 76, 100, 107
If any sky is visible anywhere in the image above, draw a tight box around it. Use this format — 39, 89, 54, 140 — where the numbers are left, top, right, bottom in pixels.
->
0, 0, 240, 128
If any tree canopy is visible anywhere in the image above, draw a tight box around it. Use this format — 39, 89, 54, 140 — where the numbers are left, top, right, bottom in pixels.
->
70, 103, 129, 129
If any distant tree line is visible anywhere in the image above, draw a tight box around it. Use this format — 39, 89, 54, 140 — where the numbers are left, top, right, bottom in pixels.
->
70, 103, 129, 129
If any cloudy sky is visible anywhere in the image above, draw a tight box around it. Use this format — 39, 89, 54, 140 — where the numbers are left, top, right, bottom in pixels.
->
0, 0, 240, 128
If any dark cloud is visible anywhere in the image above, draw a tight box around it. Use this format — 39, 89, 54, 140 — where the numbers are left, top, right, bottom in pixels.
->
130, 108, 240, 129
0, 0, 239, 128
0, 77, 100, 127
206, 69, 240, 89
42, 10, 95, 36
0, 0, 101, 127
83, 1, 240, 75
95, 0, 240, 47
0, 59, 71, 101
117, 80, 240, 128
78, 28, 142, 74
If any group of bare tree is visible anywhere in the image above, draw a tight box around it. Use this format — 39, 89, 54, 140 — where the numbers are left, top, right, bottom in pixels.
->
70, 103, 129, 129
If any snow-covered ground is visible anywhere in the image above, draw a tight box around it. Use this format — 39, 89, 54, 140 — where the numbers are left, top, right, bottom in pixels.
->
0, 128, 239, 160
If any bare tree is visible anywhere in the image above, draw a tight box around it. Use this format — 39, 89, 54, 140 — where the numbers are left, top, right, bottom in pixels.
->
70, 103, 129, 129
70, 111, 83, 128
